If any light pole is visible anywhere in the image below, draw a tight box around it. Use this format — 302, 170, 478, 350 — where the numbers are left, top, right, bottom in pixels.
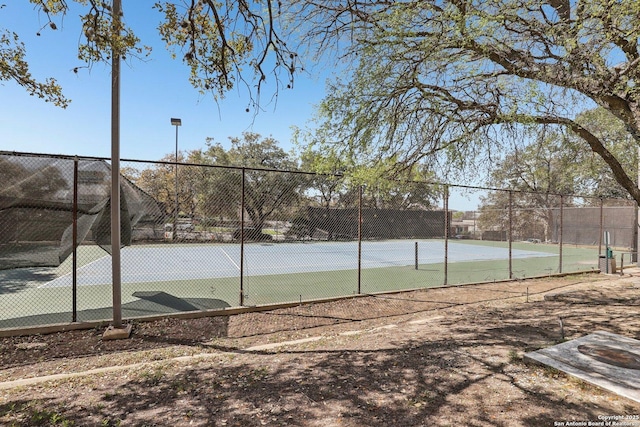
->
171, 118, 181, 240
103, 0, 132, 339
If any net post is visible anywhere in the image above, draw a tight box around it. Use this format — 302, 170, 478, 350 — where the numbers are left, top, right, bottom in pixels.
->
415, 241, 418, 270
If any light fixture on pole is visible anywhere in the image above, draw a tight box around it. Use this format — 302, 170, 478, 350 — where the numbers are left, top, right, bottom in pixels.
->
171, 118, 181, 240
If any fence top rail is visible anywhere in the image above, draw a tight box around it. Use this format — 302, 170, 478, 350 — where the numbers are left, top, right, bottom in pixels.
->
0, 150, 320, 176
1, 150, 635, 205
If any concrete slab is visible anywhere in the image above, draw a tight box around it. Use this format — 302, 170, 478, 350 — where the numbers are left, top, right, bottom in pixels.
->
102, 323, 132, 340
524, 331, 640, 403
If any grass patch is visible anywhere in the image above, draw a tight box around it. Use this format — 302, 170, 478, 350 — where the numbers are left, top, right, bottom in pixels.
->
0, 401, 76, 426
508, 349, 521, 363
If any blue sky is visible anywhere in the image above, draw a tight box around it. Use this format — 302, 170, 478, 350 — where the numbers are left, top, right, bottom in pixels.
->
0, 2, 483, 210
0, 2, 327, 161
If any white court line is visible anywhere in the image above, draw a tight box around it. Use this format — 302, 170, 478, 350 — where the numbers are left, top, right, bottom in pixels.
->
37, 254, 110, 288
219, 247, 241, 270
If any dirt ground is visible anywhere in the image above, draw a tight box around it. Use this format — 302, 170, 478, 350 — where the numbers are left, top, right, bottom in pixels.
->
2, 271, 640, 426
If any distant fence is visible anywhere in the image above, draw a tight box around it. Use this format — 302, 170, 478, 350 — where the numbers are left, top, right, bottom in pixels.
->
306, 208, 450, 240
553, 206, 636, 248
0, 151, 636, 333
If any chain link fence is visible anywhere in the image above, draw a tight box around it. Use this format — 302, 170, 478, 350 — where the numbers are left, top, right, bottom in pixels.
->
1, 152, 637, 331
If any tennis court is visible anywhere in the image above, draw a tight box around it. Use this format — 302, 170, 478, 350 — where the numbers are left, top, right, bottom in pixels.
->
0, 152, 624, 332
39, 240, 556, 288
0, 239, 601, 329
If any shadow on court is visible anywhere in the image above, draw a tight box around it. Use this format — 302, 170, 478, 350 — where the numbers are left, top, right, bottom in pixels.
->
0, 268, 59, 294
0, 291, 231, 329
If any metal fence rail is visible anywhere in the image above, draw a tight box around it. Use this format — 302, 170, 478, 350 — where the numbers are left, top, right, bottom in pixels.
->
0, 151, 636, 331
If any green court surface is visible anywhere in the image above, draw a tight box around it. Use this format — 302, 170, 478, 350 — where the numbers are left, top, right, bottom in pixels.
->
0, 240, 604, 330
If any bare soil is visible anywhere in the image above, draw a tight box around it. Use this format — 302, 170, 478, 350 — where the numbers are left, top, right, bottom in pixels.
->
2, 272, 640, 426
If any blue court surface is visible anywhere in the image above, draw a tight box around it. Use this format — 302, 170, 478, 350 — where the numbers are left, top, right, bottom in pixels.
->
40, 240, 554, 288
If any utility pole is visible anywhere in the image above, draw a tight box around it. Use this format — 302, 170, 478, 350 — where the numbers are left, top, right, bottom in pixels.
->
104, 0, 131, 339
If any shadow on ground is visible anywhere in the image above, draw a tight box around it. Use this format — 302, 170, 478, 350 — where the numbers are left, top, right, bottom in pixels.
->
2, 275, 640, 425
1, 333, 632, 426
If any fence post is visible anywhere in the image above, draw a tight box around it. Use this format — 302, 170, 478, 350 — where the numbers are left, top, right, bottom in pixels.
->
240, 168, 245, 306
635, 201, 639, 263
598, 198, 604, 257
357, 184, 362, 294
473, 210, 477, 240
559, 195, 564, 274
72, 157, 78, 322
508, 191, 513, 279
444, 186, 449, 286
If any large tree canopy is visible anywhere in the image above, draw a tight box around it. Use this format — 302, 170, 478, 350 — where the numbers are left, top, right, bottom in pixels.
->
481, 107, 637, 200
296, 0, 640, 204
570, 107, 638, 199
7, 1, 640, 205
0, 25, 68, 107
4, 0, 301, 108
191, 133, 305, 233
